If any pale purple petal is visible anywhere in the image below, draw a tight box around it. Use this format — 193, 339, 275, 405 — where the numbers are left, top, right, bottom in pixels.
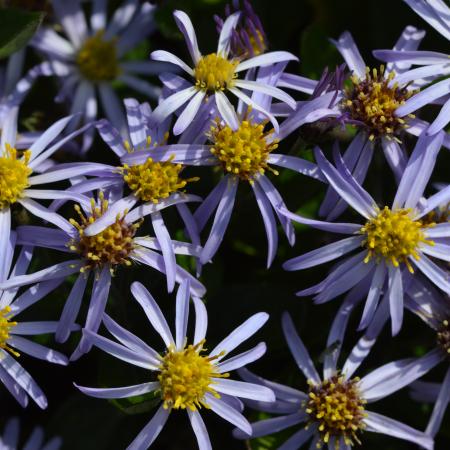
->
364, 411, 433, 450
75, 382, 159, 399
217, 11, 241, 57
426, 367, 450, 437
284, 236, 364, 271
151, 50, 194, 75
55, 273, 88, 343
332, 31, 366, 77
173, 10, 201, 64
193, 297, 207, 345
175, 279, 190, 350
82, 329, 157, 370
130, 281, 174, 348
236, 51, 298, 73
209, 312, 269, 361
7, 336, 68, 365
200, 176, 238, 264
205, 393, 251, 435
174, 90, 206, 135
282, 312, 320, 383
252, 181, 278, 268
215, 91, 239, 130
214, 378, 275, 402
187, 410, 211, 450
413, 253, 450, 293
217, 342, 266, 373
127, 404, 170, 450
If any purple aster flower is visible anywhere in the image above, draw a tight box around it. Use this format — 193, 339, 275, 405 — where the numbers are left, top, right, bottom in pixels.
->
31, 0, 163, 152
0, 108, 92, 255
75, 279, 274, 449
233, 303, 438, 449
214, 0, 268, 59
0, 192, 206, 360
43, 97, 203, 284
0, 417, 62, 450
121, 83, 328, 268
279, 131, 450, 335
148, 9, 298, 135
405, 275, 450, 438
0, 231, 75, 409
374, 0, 450, 136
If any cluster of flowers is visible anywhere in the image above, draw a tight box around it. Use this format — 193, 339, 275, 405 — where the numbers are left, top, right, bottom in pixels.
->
0, 0, 449, 449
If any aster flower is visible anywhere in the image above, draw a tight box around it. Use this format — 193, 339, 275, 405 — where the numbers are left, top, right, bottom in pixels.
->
43, 97, 202, 287
0, 231, 75, 409
373, 0, 450, 136
0, 192, 206, 359
148, 9, 298, 135
279, 132, 450, 335
31, 0, 162, 152
0, 417, 61, 450
233, 303, 438, 449
404, 275, 450, 438
75, 279, 275, 449
0, 107, 92, 253
121, 89, 327, 268
214, 0, 268, 59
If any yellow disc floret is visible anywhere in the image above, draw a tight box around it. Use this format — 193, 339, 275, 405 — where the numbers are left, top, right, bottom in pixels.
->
194, 53, 238, 92
68, 192, 140, 272
344, 66, 416, 141
306, 375, 367, 448
0, 145, 32, 210
210, 118, 279, 182
121, 156, 198, 204
360, 207, 434, 273
76, 30, 120, 82
0, 306, 19, 357
158, 340, 228, 411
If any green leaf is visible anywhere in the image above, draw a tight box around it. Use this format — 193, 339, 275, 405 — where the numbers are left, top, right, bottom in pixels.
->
0, 8, 45, 59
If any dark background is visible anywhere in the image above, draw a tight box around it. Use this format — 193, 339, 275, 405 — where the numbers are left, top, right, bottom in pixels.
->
3, 0, 450, 449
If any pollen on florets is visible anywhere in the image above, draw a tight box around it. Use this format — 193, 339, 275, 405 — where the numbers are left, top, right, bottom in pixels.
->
0, 144, 32, 210
360, 207, 434, 273
305, 375, 367, 448
68, 192, 140, 272
121, 155, 198, 204
209, 117, 279, 182
194, 53, 238, 92
158, 340, 229, 411
343, 66, 416, 141
76, 30, 120, 82
0, 306, 19, 357
437, 319, 450, 359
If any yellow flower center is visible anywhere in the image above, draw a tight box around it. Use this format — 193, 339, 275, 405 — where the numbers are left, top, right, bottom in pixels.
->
306, 375, 367, 448
209, 118, 279, 181
194, 53, 238, 92
0, 307, 19, 357
76, 30, 120, 82
360, 207, 434, 273
438, 319, 450, 359
0, 145, 32, 210
344, 66, 416, 141
68, 193, 140, 272
158, 340, 228, 411
121, 156, 198, 204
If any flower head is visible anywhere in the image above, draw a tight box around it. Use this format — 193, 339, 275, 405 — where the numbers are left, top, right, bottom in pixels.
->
31, 1, 161, 152
76, 280, 274, 449
280, 132, 450, 335
234, 309, 436, 449
149, 9, 297, 135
